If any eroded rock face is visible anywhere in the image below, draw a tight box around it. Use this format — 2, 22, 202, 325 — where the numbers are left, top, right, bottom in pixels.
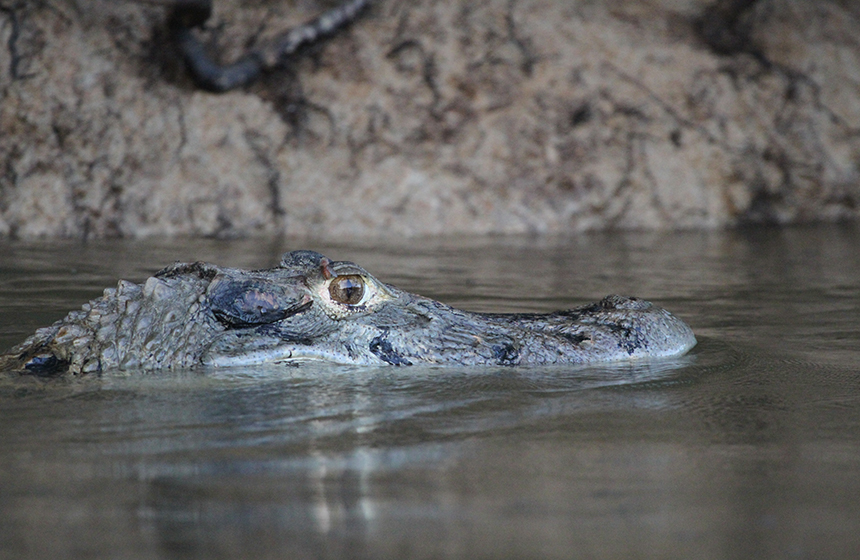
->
1, 0, 858, 238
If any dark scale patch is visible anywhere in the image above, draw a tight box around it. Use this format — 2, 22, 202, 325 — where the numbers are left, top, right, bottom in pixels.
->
155, 261, 220, 281
369, 336, 412, 366
551, 302, 604, 321
492, 343, 520, 366
581, 301, 607, 313
344, 342, 358, 360
253, 324, 313, 345
559, 332, 588, 344
23, 354, 69, 377
609, 324, 648, 355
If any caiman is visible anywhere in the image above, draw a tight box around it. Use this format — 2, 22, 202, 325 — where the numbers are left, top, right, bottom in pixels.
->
1, 251, 696, 375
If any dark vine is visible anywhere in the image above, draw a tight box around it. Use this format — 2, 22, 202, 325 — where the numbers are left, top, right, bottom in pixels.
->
160, 0, 370, 92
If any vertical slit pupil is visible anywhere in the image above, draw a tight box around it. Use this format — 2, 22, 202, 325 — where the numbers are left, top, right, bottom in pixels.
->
329, 275, 365, 305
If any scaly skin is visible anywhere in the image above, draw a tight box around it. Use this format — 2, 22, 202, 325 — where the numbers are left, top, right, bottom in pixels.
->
1, 251, 696, 375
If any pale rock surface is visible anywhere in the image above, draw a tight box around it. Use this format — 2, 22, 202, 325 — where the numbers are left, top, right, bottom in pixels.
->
0, 0, 858, 238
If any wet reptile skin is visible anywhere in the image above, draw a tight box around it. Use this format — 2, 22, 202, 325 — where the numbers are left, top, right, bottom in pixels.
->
2, 251, 696, 375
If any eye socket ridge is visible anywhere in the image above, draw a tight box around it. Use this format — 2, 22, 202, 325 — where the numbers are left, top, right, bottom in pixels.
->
328, 274, 366, 305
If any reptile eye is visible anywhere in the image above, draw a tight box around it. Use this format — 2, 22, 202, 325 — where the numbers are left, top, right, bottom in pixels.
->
329, 275, 365, 305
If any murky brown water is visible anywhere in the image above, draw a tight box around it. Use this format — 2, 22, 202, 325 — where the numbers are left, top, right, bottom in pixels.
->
1, 225, 859, 559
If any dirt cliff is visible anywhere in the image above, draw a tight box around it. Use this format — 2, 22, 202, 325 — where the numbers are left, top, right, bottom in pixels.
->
1, 0, 858, 238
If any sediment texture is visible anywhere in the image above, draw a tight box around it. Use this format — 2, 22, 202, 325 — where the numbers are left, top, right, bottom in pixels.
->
1, 0, 858, 238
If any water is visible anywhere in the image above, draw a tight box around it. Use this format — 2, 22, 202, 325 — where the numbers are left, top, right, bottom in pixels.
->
1, 225, 859, 559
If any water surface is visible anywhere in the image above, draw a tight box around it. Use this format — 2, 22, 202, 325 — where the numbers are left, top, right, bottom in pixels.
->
1, 225, 859, 559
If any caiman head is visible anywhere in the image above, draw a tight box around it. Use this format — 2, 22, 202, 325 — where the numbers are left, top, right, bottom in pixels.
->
5, 250, 696, 374
202, 250, 416, 367
202, 250, 696, 367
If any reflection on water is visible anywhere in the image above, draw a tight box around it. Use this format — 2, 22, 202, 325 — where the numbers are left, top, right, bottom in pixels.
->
1, 225, 860, 559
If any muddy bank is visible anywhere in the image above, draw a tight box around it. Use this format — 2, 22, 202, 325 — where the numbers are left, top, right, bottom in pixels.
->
1, 0, 858, 238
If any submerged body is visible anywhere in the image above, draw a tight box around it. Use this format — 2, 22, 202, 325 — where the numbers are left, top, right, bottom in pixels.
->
2, 251, 696, 375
